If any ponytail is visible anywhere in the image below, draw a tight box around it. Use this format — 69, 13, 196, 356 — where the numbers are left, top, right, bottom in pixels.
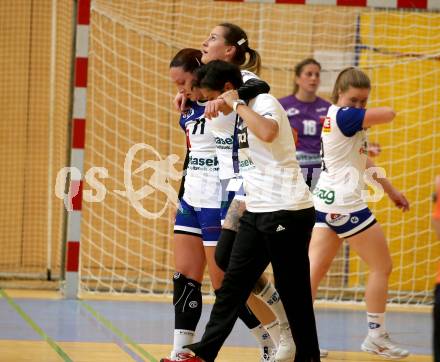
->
219, 22, 262, 75
243, 47, 261, 75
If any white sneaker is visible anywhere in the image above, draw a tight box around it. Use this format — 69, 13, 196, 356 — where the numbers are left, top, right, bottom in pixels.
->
320, 348, 328, 358
260, 345, 277, 362
275, 323, 296, 362
361, 333, 410, 359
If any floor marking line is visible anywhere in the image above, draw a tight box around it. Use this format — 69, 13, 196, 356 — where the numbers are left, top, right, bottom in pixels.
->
78, 305, 145, 362
0, 289, 73, 362
80, 300, 158, 362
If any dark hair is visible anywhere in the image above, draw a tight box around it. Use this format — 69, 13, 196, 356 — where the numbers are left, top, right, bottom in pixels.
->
195, 60, 244, 91
293, 58, 322, 95
169, 48, 202, 73
331, 67, 371, 104
219, 22, 262, 75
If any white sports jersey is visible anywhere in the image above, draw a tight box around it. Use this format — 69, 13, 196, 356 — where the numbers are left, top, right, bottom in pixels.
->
313, 104, 369, 213
241, 69, 260, 83
209, 111, 236, 180
237, 94, 313, 212
180, 100, 221, 208
208, 70, 261, 180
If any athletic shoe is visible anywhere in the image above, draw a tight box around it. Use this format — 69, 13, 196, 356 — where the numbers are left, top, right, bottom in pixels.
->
361, 333, 410, 359
320, 348, 328, 358
275, 323, 296, 362
261, 345, 277, 361
160, 352, 204, 362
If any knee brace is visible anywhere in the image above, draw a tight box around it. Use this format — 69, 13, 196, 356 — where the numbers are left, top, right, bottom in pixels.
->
215, 229, 237, 271
173, 272, 202, 331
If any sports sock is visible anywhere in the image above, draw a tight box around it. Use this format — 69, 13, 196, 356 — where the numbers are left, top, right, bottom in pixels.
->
264, 319, 280, 346
251, 324, 276, 349
257, 280, 289, 326
367, 312, 385, 338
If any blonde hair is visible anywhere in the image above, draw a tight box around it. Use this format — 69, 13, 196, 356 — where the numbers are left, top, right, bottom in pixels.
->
331, 67, 371, 104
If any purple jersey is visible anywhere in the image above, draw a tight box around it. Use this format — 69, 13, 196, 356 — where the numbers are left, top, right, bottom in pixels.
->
278, 94, 330, 166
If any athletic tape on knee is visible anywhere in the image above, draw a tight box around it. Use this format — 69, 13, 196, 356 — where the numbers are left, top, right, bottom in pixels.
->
173, 272, 202, 331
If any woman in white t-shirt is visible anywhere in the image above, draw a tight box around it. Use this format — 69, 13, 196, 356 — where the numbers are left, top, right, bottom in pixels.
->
185, 60, 320, 362
165, 42, 280, 362
309, 67, 410, 359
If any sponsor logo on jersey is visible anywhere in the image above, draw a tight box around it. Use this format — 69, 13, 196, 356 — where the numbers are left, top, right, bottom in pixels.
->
286, 107, 300, 117
316, 107, 328, 113
237, 127, 249, 149
313, 186, 335, 205
188, 155, 219, 168
239, 158, 254, 168
322, 117, 331, 133
182, 108, 195, 119
359, 139, 368, 155
214, 136, 234, 147
325, 213, 350, 226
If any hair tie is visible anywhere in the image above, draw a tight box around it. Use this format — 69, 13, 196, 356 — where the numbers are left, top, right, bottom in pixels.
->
195, 57, 201, 66
237, 38, 247, 46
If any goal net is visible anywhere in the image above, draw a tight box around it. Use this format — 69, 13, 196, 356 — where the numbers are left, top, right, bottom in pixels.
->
78, 0, 440, 304
0, 0, 73, 287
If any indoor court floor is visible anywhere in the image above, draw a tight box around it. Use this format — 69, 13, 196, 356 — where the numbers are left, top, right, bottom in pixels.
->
0, 289, 433, 362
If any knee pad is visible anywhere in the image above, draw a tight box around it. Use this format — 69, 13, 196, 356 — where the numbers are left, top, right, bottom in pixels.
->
173, 272, 202, 331
215, 229, 236, 271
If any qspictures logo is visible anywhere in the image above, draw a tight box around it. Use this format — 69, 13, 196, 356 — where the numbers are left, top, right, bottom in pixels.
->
55, 143, 182, 219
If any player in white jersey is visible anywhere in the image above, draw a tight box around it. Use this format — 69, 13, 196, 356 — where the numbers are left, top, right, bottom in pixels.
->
168, 49, 224, 362
197, 67, 293, 361
184, 60, 320, 362
309, 67, 410, 359
165, 43, 280, 362
198, 24, 297, 361
200, 26, 285, 357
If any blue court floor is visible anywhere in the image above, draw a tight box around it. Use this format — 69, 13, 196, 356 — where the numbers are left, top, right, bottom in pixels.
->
0, 290, 433, 361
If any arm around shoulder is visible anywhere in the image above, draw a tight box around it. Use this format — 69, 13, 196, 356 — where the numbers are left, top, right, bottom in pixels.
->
363, 107, 396, 128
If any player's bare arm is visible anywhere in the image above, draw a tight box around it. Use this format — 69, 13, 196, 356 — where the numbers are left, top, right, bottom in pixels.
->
366, 158, 409, 211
